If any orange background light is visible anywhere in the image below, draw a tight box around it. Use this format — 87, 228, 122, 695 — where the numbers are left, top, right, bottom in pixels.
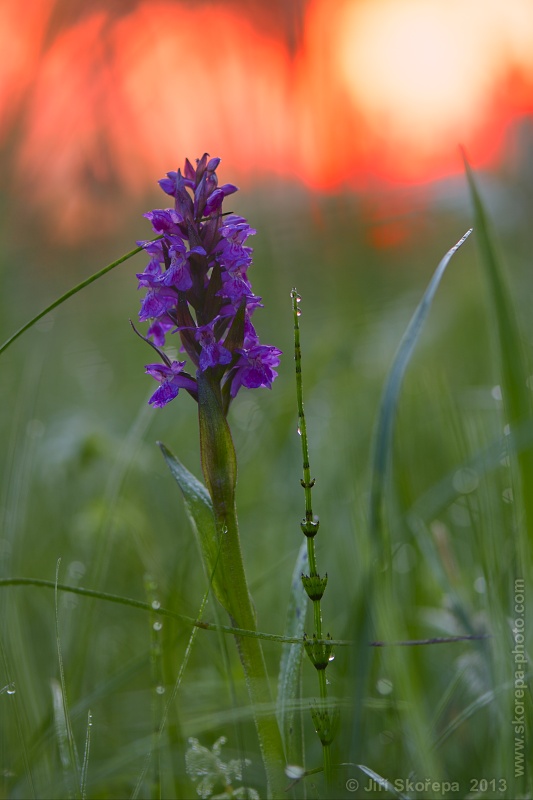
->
2, 0, 533, 239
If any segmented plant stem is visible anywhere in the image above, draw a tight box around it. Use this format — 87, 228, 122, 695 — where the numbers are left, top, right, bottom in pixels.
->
291, 289, 334, 789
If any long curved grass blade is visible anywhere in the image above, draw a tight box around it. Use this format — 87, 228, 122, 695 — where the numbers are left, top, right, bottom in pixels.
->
54, 560, 80, 794
463, 152, 533, 558
366, 230, 472, 783
0, 241, 157, 357
277, 541, 308, 774
80, 710, 92, 800
369, 228, 473, 554
0, 577, 335, 644
434, 685, 502, 749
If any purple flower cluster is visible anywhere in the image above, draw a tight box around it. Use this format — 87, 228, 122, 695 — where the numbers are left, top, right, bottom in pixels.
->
136, 154, 281, 410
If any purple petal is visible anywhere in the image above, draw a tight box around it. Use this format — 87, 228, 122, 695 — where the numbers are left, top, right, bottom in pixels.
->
148, 381, 180, 408
139, 288, 177, 321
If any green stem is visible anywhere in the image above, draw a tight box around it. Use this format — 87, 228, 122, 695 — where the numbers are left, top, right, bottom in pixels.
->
292, 289, 335, 791
196, 370, 286, 798
0, 240, 161, 357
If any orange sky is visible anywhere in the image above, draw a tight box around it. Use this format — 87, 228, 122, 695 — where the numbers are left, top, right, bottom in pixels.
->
2, 0, 533, 237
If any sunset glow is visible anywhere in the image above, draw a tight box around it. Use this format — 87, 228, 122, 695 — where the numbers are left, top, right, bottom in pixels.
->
3, 0, 533, 237
335, 0, 533, 174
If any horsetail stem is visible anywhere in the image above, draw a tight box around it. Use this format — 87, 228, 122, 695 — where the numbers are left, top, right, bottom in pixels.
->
291, 289, 338, 790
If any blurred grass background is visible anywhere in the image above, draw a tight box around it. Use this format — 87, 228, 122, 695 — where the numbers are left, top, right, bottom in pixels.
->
1, 0, 533, 797
2, 173, 532, 797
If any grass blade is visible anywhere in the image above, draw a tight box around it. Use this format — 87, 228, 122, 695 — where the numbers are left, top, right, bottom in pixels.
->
54, 560, 80, 797
0, 243, 153, 356
369, 228, 473, 555
366, 230, 472, 784
463, 152, 533, 563
80, 711, 92, 800
277, 541, 308, 776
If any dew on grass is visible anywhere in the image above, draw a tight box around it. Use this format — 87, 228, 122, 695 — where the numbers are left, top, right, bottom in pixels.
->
502, 487, 514, 503
153, 621, 163, 632
151, 600, 161, 610
452, 467, 479, 494
491, 385, 502, 401
286, 764, 305, 780
67, 561, 86, 581
376, 678, 393, 695
5, 683, 16, 696
156, 685, 165, 695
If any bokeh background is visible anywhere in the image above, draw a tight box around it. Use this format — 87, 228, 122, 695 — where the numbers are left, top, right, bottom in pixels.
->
1, 1, 533, 797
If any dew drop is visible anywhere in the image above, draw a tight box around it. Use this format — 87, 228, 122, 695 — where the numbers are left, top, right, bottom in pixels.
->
296, 309, 302, 316
153, 621, 163, 632
297, 426, 302, 436
452, 468, 479, 495
285, 764, 305, 780
502, 487, 514, 504
377, 678, 393, 695
156, 685, 165, 695
151, 600, 161, 610
328, 653, 335, 662
6, 683, 16, 696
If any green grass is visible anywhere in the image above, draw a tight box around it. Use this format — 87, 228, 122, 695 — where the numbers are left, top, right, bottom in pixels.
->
0, 173, 531, 799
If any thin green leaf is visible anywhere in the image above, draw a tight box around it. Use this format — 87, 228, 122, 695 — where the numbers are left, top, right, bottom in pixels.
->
0, 577, 355, 645
80, 711, 92, 800
463, 151, 533, 558
158, 442, 231, 612
0, 241, 157, 357
54, 560, 80, 796
51, 679, 76, 798
277, 541, 308, 772
434, 685, 502, 749
369, 228, 473, 555
366, 231, 472, 783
